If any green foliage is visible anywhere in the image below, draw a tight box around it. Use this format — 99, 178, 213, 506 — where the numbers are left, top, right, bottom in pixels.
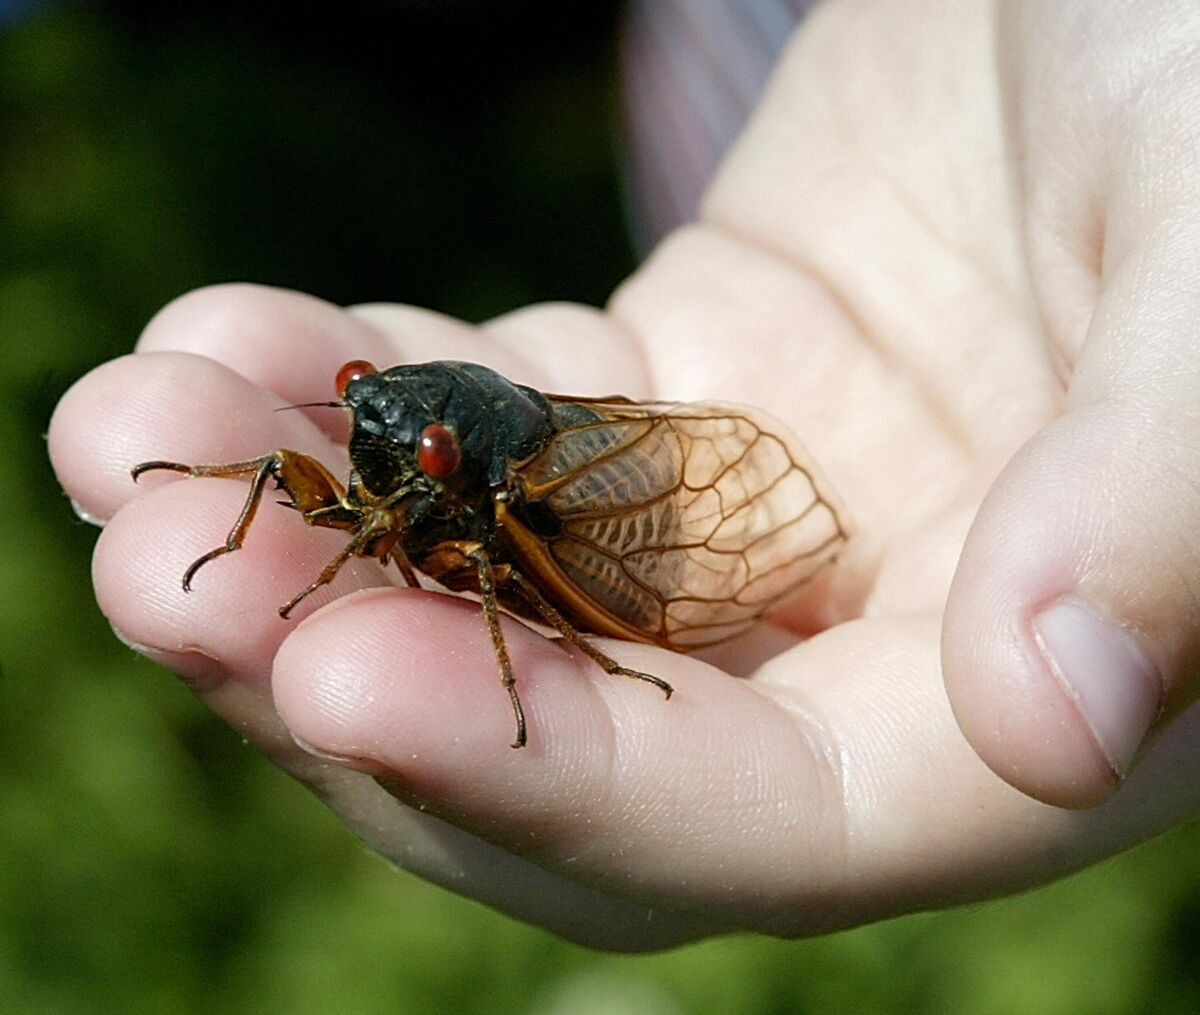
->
2, 4, 1198, 1013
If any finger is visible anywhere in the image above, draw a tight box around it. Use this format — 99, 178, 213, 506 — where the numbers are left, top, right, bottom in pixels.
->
83, 352, 387, 681
135, 284, 392, 441
944, 217, 1200, 808
48, 351, 344, 526
356, 299, 656, 396
99, 493, 710, 950
138, 285, 659, 431
295, 756, 719, 951
274, 590, 831, 934
135, 285, 564, 444
274, 599, 1200, 936
480, 302, 654, 396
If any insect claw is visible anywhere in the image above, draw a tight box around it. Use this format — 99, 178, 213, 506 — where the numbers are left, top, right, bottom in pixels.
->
609, 665, 674, 699
181, 546, 228, 592
276, 533, 367, 620
278, 587, 308, 619
131, 460, 191, 482
507, 683, 527, 748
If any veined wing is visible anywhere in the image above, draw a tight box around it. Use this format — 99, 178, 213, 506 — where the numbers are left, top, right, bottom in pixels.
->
512, 399, 848, 648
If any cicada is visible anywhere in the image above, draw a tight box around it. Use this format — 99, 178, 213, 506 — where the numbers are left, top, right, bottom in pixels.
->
133, 360, 848, 747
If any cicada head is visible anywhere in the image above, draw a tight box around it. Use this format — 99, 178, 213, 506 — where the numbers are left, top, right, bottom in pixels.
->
337, 360, 555, 500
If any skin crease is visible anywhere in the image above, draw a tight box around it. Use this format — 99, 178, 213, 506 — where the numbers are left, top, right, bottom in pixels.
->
47, 0, 1200, 949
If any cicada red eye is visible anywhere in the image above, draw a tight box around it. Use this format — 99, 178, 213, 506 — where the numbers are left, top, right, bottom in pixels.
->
417, 423, 461, 478
335, 359, 377, 398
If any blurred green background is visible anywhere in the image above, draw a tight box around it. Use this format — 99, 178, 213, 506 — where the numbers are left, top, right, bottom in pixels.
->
3, 2, 1200, 1012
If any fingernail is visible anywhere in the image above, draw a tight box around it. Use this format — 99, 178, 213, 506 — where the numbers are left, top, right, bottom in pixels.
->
290, 732, 392, 776
109, 624, 226, 692
1032, 597, 1162, 778
69, 498, 106, 527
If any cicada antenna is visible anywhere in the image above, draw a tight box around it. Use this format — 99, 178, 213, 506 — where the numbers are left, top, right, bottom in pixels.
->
274, 400, 347, 412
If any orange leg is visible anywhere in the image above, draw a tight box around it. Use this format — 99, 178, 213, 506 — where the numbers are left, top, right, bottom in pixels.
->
464, 545, 528, 749
278, 523, 383, 618
425, 542, 673, 748
132, 450, 359, 591
508, 569, 673, 699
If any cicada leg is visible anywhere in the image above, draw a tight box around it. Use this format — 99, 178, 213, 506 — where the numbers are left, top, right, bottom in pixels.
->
131, 450, 356, 592
391, 547, 422, 589
464, 545, 528, 749
422, 542, 674, 749
276, 522, 386, 618
507, 568, 674, 700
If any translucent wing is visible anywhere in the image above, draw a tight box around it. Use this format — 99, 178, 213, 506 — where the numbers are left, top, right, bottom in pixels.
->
510, 399, 849, 648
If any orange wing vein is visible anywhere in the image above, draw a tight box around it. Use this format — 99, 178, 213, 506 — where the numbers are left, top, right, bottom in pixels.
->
513, 400, 848, 648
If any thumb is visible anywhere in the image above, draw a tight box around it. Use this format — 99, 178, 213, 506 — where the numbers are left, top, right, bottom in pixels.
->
943, 233, 1200, 809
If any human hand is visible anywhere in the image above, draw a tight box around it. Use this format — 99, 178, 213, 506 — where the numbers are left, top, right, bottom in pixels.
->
48, 0, 1200, 948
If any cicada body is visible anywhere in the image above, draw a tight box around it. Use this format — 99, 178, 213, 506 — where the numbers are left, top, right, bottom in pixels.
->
133, 360, 848, 747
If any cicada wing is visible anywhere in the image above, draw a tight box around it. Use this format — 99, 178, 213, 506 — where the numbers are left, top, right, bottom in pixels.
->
513, 398, 849, 649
